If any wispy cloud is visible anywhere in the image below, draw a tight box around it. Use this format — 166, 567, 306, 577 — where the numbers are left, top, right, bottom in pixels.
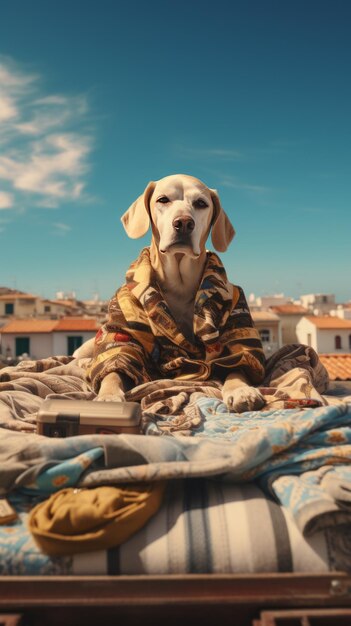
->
53, 222, 72, 235
219, 175, 272, 194
0, 191, 14, 209
176, 145, 244, 161
0, 56, 93, 211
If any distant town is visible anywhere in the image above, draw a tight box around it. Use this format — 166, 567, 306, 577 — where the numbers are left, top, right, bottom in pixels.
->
0, 286, 350, 383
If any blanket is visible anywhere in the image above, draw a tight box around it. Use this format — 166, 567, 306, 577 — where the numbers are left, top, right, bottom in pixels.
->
0, 349, 350, 537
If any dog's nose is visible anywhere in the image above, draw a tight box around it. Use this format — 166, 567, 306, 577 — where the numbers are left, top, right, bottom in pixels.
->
172, 216, 195, 233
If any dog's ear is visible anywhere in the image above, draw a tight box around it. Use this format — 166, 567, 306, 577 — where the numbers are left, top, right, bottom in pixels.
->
121, 181, 156, 238
210, 188, 235, 252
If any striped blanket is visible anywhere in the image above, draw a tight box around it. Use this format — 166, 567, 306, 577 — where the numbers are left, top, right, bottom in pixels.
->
1, 481, 350, 575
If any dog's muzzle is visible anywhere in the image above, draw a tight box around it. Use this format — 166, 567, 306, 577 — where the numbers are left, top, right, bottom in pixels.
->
172, 216, 195, 234
160, 215, 199, 255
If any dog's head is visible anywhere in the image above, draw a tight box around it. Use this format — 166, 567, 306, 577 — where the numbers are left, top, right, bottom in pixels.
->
121, 174, 235, 257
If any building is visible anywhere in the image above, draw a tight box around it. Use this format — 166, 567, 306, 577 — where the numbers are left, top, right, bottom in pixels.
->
253, 294, 292, 310
0, 290, 88, 320
81, 297, 108, 322
251, 311, 281, 356
0, 318, 100, 360
53, 318, 100, 355
269, 304, 308, 345
0, 292, 39, 318
296, 316, 351, 354
300, 294, 336, 316
330, 304, 351, 321
35, 299, 77, 318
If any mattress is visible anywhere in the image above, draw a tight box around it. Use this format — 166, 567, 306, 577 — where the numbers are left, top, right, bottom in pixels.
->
1, 480, 350, 576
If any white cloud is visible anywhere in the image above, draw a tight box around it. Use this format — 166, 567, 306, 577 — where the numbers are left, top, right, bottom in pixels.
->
0, 95, 18, 122
0, 134, 90, 199
0, 56, 92, 209
0, 61, 36, 88
0, 191, 13, 209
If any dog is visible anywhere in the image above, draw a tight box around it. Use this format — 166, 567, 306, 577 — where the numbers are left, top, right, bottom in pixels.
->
87, 174, 265, 413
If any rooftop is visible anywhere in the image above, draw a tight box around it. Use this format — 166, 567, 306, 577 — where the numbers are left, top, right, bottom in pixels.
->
252, 311, 280, 322
0, 293, 37, 301
49, 299, 80, 308
270, 304, 308, 315
1, 317, 99, 334
1, 319, 58, 333
320, 354, 351, 381
54, 318, 99, 332
41, 299, 78, 308
304, 316, 351, 329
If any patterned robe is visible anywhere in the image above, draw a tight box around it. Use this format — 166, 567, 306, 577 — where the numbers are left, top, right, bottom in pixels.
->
87, 247, 265, 392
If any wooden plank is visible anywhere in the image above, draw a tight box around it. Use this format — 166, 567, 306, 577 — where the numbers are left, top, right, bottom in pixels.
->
1, 574, 351, 626
0, 573, 351, 607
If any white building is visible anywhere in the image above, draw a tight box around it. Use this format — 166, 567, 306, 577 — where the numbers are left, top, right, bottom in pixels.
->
296, 316, 351, 354
254, 294, 292, 309
269, 304, 308, 345
300, 294, 336, 316
330, 304, 351, 321
0, 318, 99, 360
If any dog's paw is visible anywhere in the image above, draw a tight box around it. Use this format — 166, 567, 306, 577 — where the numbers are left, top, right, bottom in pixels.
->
94, 391, 125, 403
223, 385, 265, 413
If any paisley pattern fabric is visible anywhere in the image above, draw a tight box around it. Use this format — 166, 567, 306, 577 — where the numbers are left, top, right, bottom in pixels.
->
87, 247, 265, 392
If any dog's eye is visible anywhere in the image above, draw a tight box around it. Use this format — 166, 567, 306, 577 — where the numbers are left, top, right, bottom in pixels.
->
157, 196, 171, 204
193, 198, 208, 209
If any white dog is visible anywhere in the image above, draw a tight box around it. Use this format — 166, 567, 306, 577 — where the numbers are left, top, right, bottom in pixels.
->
89, 174, 265, 413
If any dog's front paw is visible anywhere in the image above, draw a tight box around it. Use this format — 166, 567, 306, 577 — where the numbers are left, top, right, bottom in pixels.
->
223, 385, 265, 413
94, 390, 126, 403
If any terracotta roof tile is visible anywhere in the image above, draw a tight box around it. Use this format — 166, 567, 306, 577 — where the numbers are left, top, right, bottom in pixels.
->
1, 317, 99, 333
252, 311, 280, 322
1, 320, 58, 333
320, 354, 351, 381
305, 316, 351, 329
54, 318, 99, 332
270, 304, 308, 315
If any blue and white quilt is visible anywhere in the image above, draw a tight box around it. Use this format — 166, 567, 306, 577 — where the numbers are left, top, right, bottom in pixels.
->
0, 355, 351, 576
0, 355, 351, 537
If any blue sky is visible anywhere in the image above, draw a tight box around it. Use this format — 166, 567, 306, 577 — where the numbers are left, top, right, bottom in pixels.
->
0, 0, 350, 303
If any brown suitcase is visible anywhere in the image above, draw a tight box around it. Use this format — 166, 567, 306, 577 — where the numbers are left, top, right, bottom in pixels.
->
36, 399, 141, 437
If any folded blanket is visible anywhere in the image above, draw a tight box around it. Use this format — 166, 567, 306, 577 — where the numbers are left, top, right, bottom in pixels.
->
0, 356, 94, 432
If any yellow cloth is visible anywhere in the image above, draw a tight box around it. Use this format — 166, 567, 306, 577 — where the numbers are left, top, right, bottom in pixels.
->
28, 482, 165, 556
